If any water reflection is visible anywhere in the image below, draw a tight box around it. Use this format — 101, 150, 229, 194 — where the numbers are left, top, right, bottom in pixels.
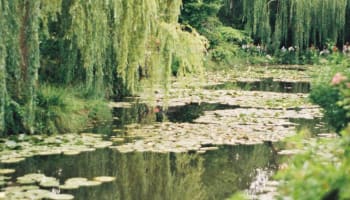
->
2, 144, 277, 200
205, 79, 310, 93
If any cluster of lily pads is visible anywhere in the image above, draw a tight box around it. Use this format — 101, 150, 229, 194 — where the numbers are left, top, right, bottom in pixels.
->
204, 65, 313, 84
109, 106, 323, 153
107, 65, 326, 154
0, 133, 113, 165
0, 172, 116, 200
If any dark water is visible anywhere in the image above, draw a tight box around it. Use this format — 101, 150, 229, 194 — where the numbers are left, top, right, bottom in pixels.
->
205, 78, 310, 93
166, 103, 239, 123
290, 118, 333, 136
88, 102, 240, 135
1, 144, 278, 200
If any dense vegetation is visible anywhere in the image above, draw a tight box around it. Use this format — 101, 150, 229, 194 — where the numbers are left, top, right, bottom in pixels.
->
0, 0, 207, 135
2, 1, 350, 198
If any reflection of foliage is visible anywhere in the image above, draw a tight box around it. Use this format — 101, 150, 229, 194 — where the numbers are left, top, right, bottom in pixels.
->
166, 103, 237, 122
114, 103, 156, 128
3, 145, 277, 200
202, 145, 276, 200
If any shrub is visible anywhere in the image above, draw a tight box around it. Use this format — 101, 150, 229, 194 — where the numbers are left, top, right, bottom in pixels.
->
309, 60, 350, 132
35, 86, 111, 134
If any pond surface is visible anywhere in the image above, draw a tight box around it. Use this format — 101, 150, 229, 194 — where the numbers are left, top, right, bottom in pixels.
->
0, 67, 327, 199
2, 144, 278, 200
205, 79, 310, 93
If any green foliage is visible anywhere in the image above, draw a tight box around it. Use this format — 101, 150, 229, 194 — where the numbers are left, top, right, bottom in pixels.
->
0, 1, 5, 135
276, 127, 350, 200
309, 60, 350, 132
35, 86, 110, 134
223, 0, 350, 52
277, 56, 350, 199
310, 85, 348, 132
0, 0, 206, 135
35, 86, 111, 134
226, 192, 248, 200
180, 0, 222, 32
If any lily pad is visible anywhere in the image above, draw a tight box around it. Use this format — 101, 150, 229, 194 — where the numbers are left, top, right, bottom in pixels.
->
80, 181, 102, 187
93, 141, 113, 149
93, 176, 116, 183
65, 177, 88, 185
63, 150, 81, 156
39, 177, 60, 188
1, 157, 25, 164
17, 173, 46, 185
0, 169, 15, 175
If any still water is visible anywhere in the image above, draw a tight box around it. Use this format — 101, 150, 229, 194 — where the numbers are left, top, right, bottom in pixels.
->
4, 144, 278, 200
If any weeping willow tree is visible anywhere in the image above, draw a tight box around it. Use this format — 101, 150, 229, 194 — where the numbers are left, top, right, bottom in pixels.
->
223, 0, 350, 50
0, 0, 207, 135
0, 0, 5, 134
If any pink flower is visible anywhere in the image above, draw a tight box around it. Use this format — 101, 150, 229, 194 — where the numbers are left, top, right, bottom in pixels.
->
331, 73, 347, 85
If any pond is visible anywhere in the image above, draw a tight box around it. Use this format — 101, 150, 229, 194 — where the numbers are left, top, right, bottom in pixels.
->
1, 144, 278, 200
205, 79, 310, 93
0, 68, 327, 199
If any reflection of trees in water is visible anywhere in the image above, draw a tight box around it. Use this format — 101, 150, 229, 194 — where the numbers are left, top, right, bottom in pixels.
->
6, 144, 277, 200
113, 103, 158, 128
114, 152, 205, 200
202, 144, 277, 200
8, 149, 205, 200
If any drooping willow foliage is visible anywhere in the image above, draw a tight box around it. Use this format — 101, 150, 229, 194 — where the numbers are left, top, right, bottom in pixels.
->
0, 0, 207, 135
223, 0, 350, 50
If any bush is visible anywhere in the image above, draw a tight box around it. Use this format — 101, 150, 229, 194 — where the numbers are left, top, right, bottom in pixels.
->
277, 57, 350, 200
309, 60, 350, 132
310, 84, 348, 132
35, 86, 111, 134
276, 126, 350, 200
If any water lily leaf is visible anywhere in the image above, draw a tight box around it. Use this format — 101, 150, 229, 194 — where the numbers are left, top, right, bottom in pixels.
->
93, 176, 116, 183
80, 181, 102, 187
63, 150, 81, 156
1, 157, 25, 164
93, 141, 113, 149
0, 169, 15, 175
17, 173, 47, 185
40, 177, 59, 188
64, 177, 87, 186
5, 140, 20, 149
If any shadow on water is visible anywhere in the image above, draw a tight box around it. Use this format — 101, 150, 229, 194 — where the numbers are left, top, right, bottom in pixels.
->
290, 118, 333, 136
205, 78, 310, 93
1, 144, 278, 200
166, 103, 239, 123
87, 102, 240, 135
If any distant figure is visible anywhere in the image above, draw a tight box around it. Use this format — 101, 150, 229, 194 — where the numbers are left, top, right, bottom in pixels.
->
332, 45, 338, 53
343, 42, 350, 55
281, 46, 286, 52
320, 47, 330, 56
